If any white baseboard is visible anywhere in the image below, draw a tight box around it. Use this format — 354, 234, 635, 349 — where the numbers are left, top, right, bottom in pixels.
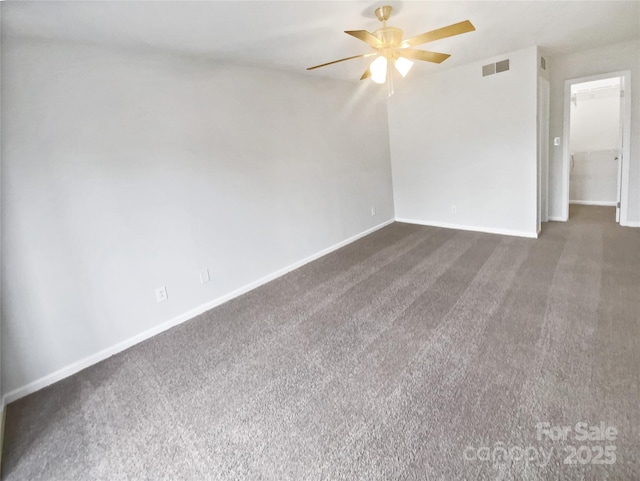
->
570, 200, 617, 206
2, 219, 395, 405
548, 216, 566, 222
395, 217, 537, 239
546, 214, 637, 226
621, 220, 640, 227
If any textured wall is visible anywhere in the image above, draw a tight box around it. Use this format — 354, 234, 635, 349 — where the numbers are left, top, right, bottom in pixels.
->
1, 37, 394, 395
388, 46, 539, 237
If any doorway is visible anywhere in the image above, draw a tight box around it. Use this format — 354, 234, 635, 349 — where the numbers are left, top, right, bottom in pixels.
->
561, 71, 631, 224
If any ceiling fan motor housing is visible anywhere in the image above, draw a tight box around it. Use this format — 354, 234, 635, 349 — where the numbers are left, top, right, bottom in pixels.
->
374, 26, 404, 47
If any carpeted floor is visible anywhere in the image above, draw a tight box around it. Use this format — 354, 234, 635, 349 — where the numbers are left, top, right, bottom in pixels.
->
3, 205, 639, 480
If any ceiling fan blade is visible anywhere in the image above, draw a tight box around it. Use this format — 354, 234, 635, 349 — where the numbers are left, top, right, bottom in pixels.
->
397, 49, 451, 64
345, 30, 383, 49
401, 20, 475, 48
307, 53, 376, 70
360, 68, 372, 80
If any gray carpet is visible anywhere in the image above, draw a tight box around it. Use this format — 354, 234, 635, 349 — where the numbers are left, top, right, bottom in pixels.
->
3, 205, 639, 480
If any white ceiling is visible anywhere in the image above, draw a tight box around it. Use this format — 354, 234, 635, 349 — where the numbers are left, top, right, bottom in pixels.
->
3, 1, 639, 81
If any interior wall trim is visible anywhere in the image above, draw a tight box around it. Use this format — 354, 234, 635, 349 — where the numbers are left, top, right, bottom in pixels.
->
395, 217, 538, 239
1, 218, 395, 405
561, 70, 632, 225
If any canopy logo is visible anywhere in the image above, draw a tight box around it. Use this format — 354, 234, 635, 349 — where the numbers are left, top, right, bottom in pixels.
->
463, 421, 618, 467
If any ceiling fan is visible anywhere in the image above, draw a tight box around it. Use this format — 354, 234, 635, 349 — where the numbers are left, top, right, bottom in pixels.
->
307, 5, 475, 89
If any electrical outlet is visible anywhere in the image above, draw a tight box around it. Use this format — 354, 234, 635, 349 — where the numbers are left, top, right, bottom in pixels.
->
451, 205, 457, 214
200, 268, 210, 284
371, 207, 376, 216
155, 286, 168, 303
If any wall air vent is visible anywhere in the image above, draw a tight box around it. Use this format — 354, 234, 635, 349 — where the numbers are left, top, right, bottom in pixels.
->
482, 59, 510, 77
495, 59, 510, 73
482, 63, 495, 77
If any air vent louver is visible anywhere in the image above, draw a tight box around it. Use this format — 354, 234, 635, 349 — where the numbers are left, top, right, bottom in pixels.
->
495, 59, 510, 73
482, 59, 510, 77
482, 64, 495, 77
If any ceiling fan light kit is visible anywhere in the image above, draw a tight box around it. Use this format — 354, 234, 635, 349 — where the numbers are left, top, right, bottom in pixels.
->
307, 5, 475, 95
370, 56, 388, 84
394, 57, 414, 77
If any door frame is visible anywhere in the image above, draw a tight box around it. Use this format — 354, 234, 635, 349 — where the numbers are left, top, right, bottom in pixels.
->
561, 70, 631, 223
538, 76, 550, 226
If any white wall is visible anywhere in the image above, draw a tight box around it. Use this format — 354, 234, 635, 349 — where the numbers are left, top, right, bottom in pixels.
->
1, 36, 394, 396
569, 151, 619, 204
548, 40, 640, 222
388, 46, 539, 237
570, 87, 620, 152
